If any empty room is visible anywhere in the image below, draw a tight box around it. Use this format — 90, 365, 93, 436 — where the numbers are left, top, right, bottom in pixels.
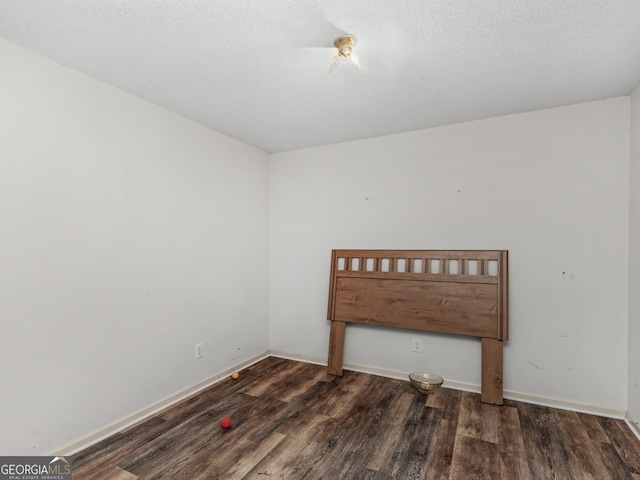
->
2, 1, 640, 479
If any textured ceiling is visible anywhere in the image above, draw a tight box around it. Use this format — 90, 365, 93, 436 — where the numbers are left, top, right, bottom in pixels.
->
2, 1, 640, 153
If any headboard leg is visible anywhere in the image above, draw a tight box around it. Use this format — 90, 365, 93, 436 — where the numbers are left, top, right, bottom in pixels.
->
327, 321, 346, 376
481, 338, 504, 405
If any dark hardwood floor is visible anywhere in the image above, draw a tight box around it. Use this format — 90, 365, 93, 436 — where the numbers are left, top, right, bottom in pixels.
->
72, 357, 640, 479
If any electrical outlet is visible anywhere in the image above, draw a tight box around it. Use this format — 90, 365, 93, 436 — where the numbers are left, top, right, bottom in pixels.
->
412, 338, 422, 353
195, 343, 203, 359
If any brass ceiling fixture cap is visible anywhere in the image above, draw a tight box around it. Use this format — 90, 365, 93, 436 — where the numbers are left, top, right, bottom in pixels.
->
333, 34, 357, 57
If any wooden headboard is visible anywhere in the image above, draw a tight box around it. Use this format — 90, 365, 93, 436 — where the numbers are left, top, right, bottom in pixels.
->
326, 249, 508, 405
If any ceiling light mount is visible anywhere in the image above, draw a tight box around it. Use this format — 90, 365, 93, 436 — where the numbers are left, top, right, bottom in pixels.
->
334, 34, 357, 57
330, 34, 359, 69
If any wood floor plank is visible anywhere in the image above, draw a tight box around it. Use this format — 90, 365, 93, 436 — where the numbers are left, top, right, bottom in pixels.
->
74, 359, 279, 478
383, 394, 443, 479
72, 416, 173, 479
480, 402, 502, 444
167, 430, 286, 479
77, 465, 138, 480
249, 379, 331, 443
424, 386, 463, 480
556, 408, 616, 479
456, 390, 500, 444
116, 392, 254, 477
108, 466, 138, 479
71, 358, 640, 480
577, 411, 611, 443
158, 379, 244, 423
243, 415, 342, 479
450, 435, 500, 479
220, 431, 286, 479
497, 406, 531, 480
456, 390, 483, 440
291, 374, 403, 479
512, 401, 575, 479
244, 368, 385, 478
365, 391, 415, 472
165, 392, 291, 479
425, 383, 462, 410
73, 417, 166, 471
303, 369, 380, 419
158, 358, 290, 425
73, 462, 138, 480
598, 416, 640, 476
593, 441, 637, 480
73, 447, 135, 480
312, 379, 407, 479
239, 359, 316, 399
246, 355, 287, 371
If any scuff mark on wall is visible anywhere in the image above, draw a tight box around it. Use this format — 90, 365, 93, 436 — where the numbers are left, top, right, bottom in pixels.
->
529, 360, 577, 371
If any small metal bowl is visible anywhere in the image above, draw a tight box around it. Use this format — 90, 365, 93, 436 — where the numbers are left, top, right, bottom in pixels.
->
409, 372, 444, 394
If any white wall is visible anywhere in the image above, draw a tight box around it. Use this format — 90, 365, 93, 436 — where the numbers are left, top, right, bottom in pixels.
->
0, 39, 270, 455
629, 85, 640, 429
270, 98, 630, 410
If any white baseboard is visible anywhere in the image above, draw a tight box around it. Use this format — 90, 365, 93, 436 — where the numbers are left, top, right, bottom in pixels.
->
270, 350, 627, 419
626, 411, 640, 441
46, 351, 270, 456
49, 350, 633, 456
504, 389, 626, 419
268, 350, 327, 366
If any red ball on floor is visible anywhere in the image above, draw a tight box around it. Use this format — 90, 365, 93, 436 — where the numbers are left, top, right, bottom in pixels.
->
220, 417, 232, 429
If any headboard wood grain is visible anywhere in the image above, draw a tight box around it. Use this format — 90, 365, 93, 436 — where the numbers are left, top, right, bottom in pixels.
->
326, 249, 508, 404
